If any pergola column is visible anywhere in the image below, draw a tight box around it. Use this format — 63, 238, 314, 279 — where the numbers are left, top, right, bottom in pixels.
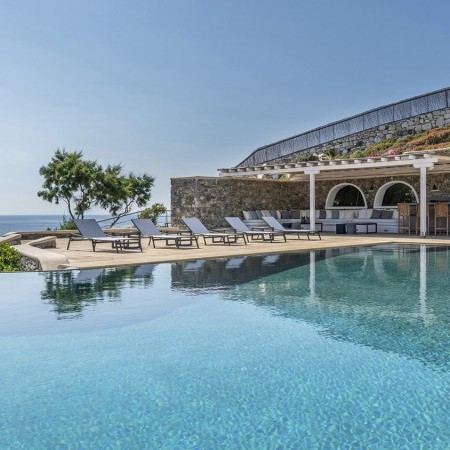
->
413, 161, 434, 237
305, 168, 320, 232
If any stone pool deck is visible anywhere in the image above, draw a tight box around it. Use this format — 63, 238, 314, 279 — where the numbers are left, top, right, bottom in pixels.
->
35, 234, 450, 270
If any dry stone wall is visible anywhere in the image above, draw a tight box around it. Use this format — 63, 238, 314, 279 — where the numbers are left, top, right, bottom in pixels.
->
171, 177, 308, 229
277, 108, 450, 163
171, 173, 450, 229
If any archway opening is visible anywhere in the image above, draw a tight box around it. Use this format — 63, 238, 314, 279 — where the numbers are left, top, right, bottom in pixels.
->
331, 184, 365, 208
374, 181, 418, 208
382, 183, 416, 206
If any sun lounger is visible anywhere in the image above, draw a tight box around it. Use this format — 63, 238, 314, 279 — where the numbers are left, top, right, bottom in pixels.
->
262, 216, 321, 240
225, 217, 286, 243
132, 218, 199, 249
182, 217, 246, 245
68, 219, 142, 252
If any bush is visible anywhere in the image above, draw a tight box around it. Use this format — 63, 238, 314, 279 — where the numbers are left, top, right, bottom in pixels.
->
138, 203, 168, 224
58, 216, 77, 230
0, 243, 23, 272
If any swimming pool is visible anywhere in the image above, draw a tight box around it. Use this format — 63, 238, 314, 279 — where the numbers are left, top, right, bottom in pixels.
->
1, 245, 450, 448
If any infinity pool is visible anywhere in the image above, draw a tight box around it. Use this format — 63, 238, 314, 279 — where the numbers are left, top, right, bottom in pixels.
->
1, 245, 450, 448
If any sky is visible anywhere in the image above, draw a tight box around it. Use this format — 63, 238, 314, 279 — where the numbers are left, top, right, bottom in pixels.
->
1, 0, 450, 215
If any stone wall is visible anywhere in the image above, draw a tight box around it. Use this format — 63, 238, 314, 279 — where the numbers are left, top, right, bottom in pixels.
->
273, 108, 450, 163
171, 173, 450, 229
171, 177, 308, 228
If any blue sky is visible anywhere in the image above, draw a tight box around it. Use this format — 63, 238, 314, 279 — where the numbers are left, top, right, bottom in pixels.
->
1, 0, 450, 214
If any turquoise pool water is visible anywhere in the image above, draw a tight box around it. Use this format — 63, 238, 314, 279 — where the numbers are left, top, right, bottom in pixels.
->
1, 245, 450, 448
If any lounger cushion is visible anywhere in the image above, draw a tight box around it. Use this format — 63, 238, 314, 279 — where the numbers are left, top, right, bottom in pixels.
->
280, 210, 291, 219
319, 210, 326, 219
331, 210, 340, 219
370, 210, 382, 219
291, 210, 301, 219
242, 211, 253, 220
381, 210, 394, 219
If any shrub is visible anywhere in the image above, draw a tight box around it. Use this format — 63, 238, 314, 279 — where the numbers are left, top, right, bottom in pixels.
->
138, 203, 168, 224
58, 216, 77, 230
0, 243, 23, 272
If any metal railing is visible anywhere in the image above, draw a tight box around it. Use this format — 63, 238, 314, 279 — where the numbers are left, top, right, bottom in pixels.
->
237, 87, 450, 168
97, 210, 172, 229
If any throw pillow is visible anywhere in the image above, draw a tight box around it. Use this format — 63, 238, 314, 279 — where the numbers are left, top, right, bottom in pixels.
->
331, 210, 339, 219
281, 210, 291, 219
319, 210, 326, 219
370, 210, 382, 219
242, 211, 252, 220
291, 210, 301, 219
381, 210, 394, 219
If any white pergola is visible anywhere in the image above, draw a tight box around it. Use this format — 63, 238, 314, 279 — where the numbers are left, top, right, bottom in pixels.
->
219, 150, 450, 237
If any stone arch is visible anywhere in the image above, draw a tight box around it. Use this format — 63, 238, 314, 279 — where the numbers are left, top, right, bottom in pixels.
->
325, 183, 367, 209
373, 181, 418, 208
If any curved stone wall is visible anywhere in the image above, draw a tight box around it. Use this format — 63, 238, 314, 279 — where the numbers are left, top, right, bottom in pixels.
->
238, 87, 450, 167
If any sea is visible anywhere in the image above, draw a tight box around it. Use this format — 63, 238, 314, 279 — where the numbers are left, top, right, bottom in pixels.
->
0, 214, 171, 236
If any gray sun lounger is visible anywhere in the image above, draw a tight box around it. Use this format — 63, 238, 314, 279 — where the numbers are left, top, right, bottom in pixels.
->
182, 217, 246, 245
132, 218, 199, 249
225, 217, 286, 243
68, 219, 142, 252
262, 216, 321, 240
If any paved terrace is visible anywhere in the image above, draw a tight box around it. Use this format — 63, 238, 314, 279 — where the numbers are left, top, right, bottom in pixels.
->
39, 234, 450, 270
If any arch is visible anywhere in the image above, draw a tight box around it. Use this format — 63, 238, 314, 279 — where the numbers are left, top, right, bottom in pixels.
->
373, 181, 418, 208
325, 183, 367, 209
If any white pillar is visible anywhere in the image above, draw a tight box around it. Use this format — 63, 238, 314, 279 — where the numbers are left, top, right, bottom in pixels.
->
413, 161, 433, 238
420, 166, 427, 237
305, 168, 320, 232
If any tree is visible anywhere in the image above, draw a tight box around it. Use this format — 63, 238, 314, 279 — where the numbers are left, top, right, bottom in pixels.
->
98, 167, 155, 226
38, 149, 103, 220
38, 149, 155, 224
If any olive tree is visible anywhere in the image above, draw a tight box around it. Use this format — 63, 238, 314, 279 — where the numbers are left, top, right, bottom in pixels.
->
98, 166, 154, 226
38, 149, 155, 224
37, 149, 103, 220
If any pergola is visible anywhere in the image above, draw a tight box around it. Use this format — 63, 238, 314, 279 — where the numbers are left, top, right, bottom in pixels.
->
219, 149, 450, 236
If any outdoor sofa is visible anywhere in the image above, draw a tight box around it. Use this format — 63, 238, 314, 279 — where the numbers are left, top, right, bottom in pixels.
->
242, 209, 398, 233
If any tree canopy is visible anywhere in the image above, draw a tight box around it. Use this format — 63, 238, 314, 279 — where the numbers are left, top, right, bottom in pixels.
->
38, 149, 155, 223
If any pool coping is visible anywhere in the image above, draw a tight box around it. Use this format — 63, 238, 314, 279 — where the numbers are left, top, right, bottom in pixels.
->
21, 234, 450, 271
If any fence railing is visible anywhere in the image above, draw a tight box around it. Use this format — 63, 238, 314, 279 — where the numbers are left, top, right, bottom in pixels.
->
237, 87, 450, 168
98, 210, 172, 229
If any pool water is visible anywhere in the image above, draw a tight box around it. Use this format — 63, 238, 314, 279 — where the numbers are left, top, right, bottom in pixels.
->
1, 245, 450, 448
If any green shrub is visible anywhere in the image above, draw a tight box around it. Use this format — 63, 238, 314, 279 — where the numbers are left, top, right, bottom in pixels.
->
138, 203, 168, 224
58, 216, 77, 230
0, 243, 23, 272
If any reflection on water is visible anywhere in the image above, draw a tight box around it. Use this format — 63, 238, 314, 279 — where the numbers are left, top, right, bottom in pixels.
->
41, 265, 155, 319
220, 245, 450, 372
37, 245, 450, 371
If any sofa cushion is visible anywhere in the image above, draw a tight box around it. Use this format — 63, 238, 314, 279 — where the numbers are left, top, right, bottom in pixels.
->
291, 210, 301, 219
280, 210, 291, 219
370, 210, 382, 219
272, 210, 280, 218
242, 211, 252, 220
381, 210, 394, 219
